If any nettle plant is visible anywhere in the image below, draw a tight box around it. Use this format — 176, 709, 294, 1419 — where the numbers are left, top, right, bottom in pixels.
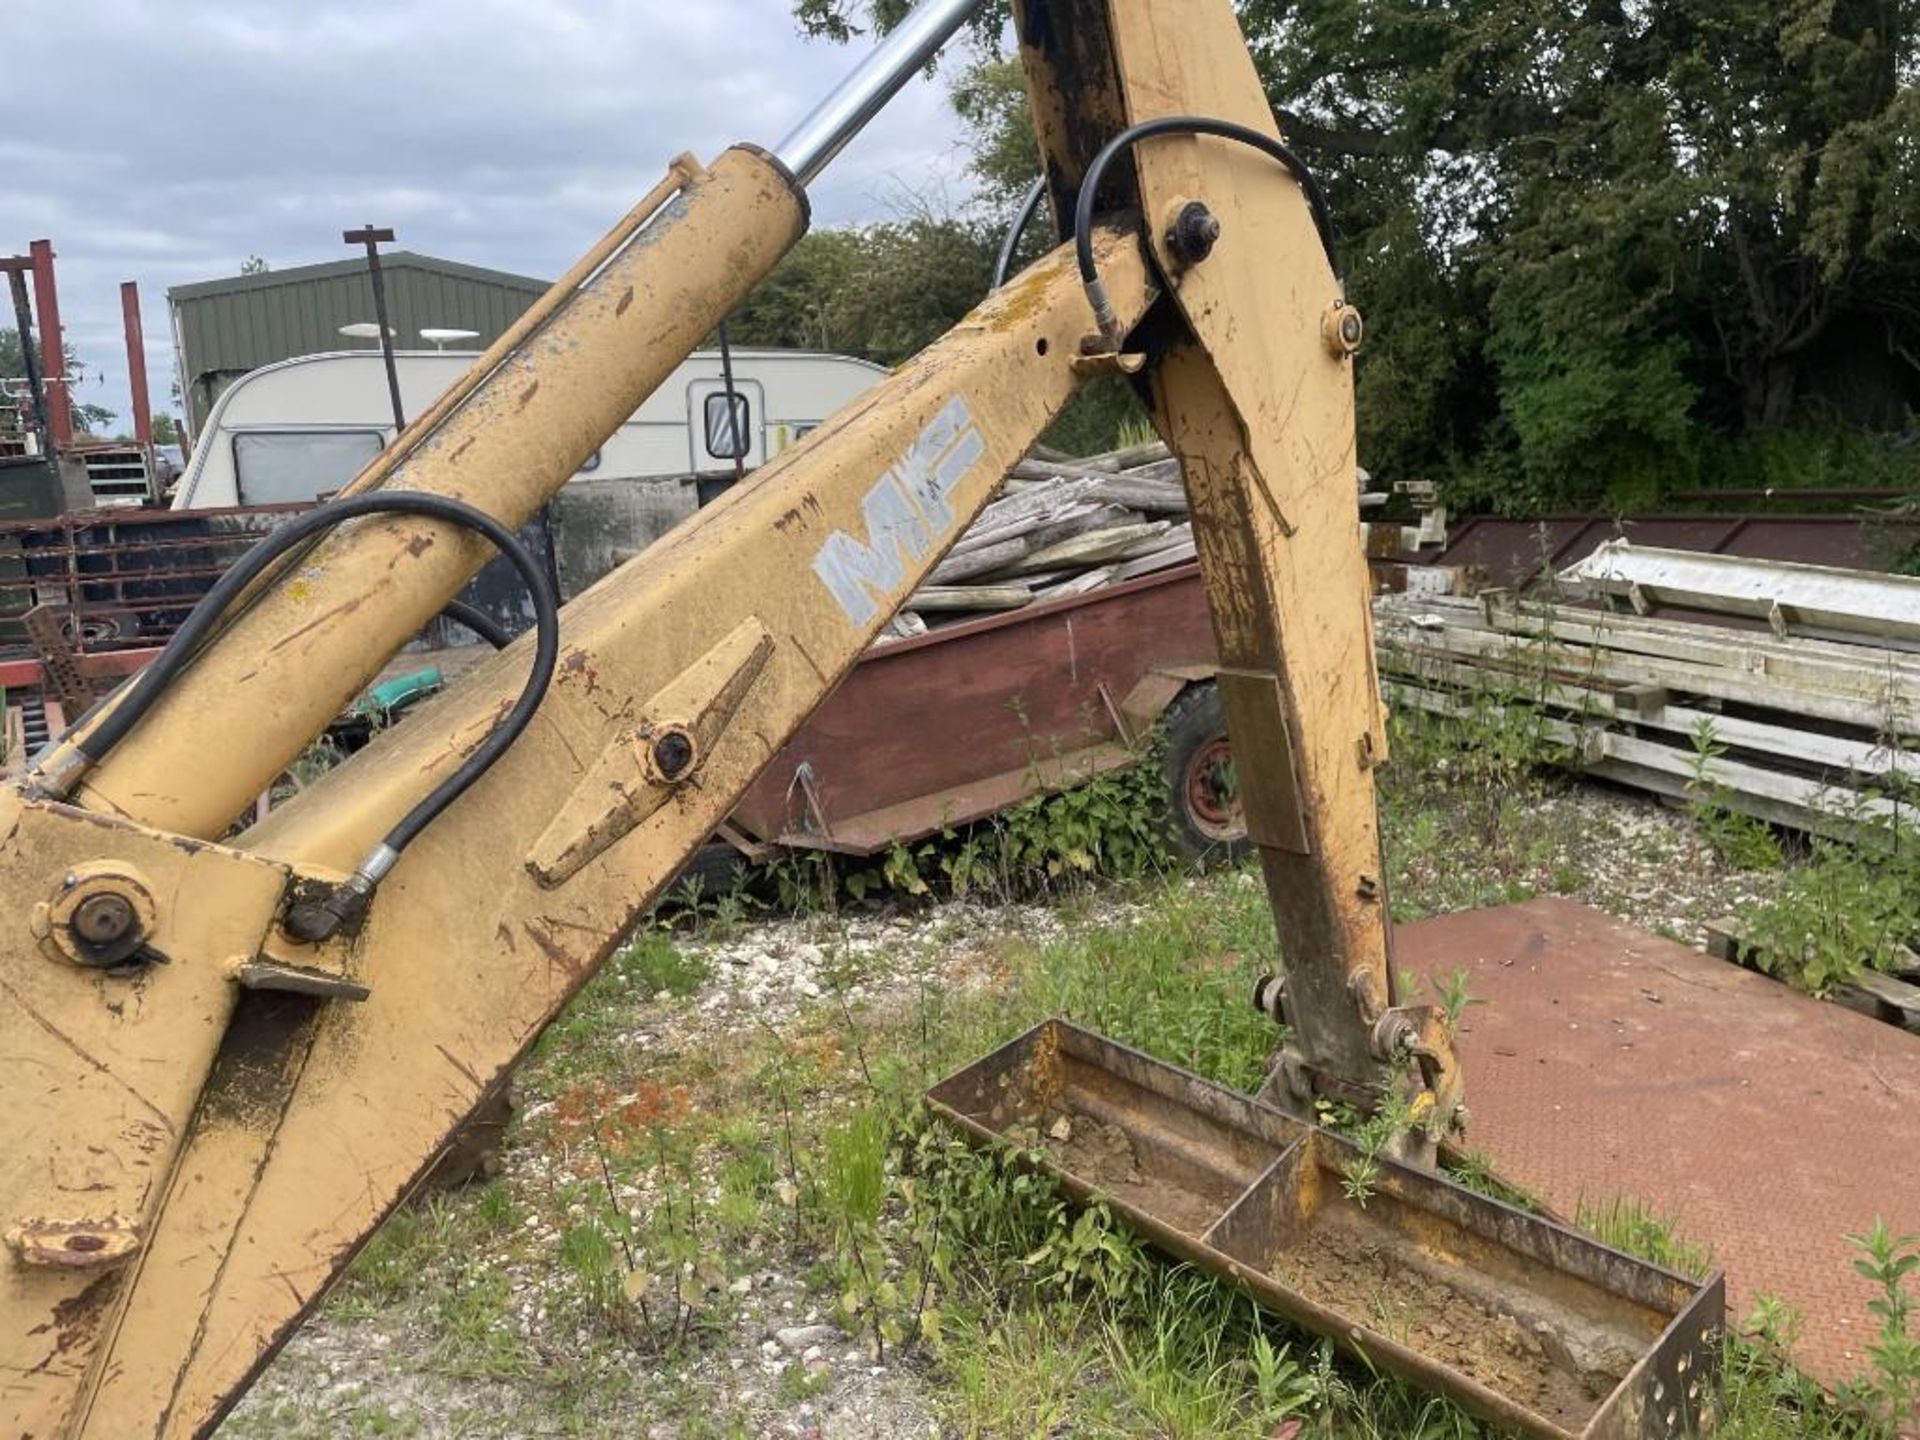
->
1837, 1220, 1920, 1430
1741, 801, 1920, 996
832, 732, 1177, 907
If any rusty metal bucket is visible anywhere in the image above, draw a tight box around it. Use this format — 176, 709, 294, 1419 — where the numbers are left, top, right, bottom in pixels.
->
929, 1019, 1724, 1439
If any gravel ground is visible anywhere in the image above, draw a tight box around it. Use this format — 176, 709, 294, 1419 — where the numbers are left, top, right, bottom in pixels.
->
221, 779, 1782, 1439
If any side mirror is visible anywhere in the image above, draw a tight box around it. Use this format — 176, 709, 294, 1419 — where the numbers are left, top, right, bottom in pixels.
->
704, 391, 751, 461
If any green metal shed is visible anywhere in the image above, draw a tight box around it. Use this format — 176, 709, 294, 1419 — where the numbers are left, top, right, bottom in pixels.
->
168, 252, 547, 433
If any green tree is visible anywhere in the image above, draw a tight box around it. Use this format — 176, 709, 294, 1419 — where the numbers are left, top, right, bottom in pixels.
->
797, 0, 1920, 510
0, 328, 116, 437
728, 217, 995, 366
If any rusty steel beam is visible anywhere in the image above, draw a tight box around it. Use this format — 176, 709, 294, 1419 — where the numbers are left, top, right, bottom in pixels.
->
28, 240, 71, 449
120, 282, 153, 449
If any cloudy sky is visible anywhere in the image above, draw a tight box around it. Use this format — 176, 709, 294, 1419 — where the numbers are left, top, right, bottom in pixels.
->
8, 0, 978, 432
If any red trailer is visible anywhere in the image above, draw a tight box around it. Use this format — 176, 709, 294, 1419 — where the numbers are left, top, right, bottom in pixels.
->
715, 561, 1244, 873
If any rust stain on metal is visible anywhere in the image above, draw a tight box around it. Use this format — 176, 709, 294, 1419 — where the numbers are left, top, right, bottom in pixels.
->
931, 1020, 1721, 1440
22, 1273, 118, 1360
560, 648, 600, 694
615, 287, 635, 316
515, 380, 541, 411
404, 533, 434, 559
7, 1217, 143, 1271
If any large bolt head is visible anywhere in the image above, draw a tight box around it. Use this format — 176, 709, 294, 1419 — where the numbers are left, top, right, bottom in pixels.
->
1323, 302, 1365, 357
38, 867, 157, 969
1166, 201, 1223, 268
72, 893, 137, 947
647, 726, 698, 784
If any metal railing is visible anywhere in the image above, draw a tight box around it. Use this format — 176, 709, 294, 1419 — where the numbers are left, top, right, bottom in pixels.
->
0, 502, 312, 663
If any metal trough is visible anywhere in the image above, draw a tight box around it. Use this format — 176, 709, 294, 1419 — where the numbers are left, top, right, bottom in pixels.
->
929, 1019, 1725, 1439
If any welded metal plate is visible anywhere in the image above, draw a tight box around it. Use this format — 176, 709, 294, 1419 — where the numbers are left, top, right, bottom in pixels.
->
930, 1019, 1723, 1439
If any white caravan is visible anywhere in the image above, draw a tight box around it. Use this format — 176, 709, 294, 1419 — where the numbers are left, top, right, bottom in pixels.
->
169, 347, 886, 596
172, 347, 886, 509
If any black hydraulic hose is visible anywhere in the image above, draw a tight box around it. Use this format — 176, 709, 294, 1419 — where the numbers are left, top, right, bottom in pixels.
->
992, 176, 1049, 290
440, 598, 514, 650
1072, 115, 1340, 344
69, 493, 560, 934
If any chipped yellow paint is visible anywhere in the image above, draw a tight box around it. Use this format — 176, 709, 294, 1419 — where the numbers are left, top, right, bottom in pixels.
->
43, 233, 1158, 1440
0, 802, 289, 1438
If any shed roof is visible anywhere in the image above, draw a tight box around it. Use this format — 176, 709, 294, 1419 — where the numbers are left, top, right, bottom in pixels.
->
168, 251, 551, 429
167, 251, 546, 302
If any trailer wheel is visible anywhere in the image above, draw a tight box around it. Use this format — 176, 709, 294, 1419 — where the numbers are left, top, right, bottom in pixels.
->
1160, 682, 1248, 869
663, 841, 750, 903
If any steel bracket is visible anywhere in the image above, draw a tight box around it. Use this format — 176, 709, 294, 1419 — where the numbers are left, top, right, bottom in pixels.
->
527, 618, 774, 886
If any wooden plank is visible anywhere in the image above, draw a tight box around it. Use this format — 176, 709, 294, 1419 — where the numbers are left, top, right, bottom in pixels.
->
1375, 648, 1920, 782
1122, 521, 1192, 558
1011, 457, 1124, 483
1564, 542, 1920, 650
1076, 441, 1172, 473
1013, 522, 1170, 575
1375, 612, 1920, 736
1852, 970, 1920, 1028
1111, 539, 1199, 584
909, 585, 1035, 611
1017, 505, 1144, 557
1470, 596, 1920, 694
929, 537, 1030, 585
1032, 566, 1117, 601
1085, 476, 1190, 513
1382, 681, 1900, 832
966, 478, 1101, 536
952, 499, 1102, 556
1114, 457, 1183, 486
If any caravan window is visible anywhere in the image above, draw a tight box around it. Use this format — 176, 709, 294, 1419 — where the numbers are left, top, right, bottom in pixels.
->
703, 391, 752, 461
233, 430, 384, 505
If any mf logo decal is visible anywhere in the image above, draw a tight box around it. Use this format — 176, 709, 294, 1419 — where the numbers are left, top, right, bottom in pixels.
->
813, 397, 986, 626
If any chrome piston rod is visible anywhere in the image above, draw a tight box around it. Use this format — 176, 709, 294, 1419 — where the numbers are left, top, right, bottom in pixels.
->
774, 0, 983, 185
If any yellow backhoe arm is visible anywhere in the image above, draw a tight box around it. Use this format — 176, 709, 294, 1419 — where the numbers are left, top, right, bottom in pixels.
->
0, 2, 1463, 1434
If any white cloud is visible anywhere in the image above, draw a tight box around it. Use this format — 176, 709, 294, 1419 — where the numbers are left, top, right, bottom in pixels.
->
11, 0, 976, 430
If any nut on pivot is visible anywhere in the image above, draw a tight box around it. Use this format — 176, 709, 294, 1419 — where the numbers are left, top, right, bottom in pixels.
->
644, 724, 698, 785
33, 863, 158, 969
1322, 300, 1364, 357
1165, 200, 1223, 269
73, 893, 137, 949
1371, 1010, 1419, 1061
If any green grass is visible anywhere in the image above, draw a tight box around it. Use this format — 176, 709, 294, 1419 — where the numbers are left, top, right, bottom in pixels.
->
334, 861, 1891, 1438
1576, 1195, 1717, 1281
623, 931, 714, 998
279, 702, 1912, 1439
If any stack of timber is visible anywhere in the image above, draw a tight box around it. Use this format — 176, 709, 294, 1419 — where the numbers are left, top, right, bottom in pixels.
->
887, 444, 1466, 640
886, 442, 1195, 638
1374, 548, 1920, 836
